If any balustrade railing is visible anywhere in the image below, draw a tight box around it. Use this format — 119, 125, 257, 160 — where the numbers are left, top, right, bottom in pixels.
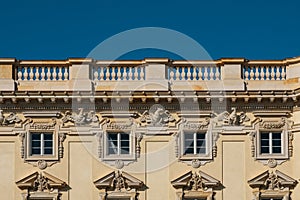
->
93, 65, 145, 81
168, 65, 221, 80
243, 65, 286, 80
17, 65, 69, 81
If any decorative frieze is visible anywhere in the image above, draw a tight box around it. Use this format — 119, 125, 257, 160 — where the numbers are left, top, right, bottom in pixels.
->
0, 110, 21, 126
215, 108, 249, 126
62, 108, 99, 126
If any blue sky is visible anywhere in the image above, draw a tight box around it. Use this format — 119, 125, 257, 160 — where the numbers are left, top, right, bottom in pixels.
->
0, 0, 299, 60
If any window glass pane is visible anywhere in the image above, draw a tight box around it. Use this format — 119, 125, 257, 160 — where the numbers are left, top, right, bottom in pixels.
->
44, 148, 53, 155
261, 146, 269, 154
261, 132, 269, 139
44, 141, 53, 148
31, 133, 41, 140
43, 133, 53, 140
120, 133, 129, 141
197, 147, 206, 154
31, 148, 41, 155
196, 133, 205, 140
272, 146, 281, 154
108, 133, 118, 155
272, 132, 281, 139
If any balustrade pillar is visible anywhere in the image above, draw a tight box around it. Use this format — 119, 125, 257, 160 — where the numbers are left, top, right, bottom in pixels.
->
0, 58, 15, 91
221, 58, 245, 90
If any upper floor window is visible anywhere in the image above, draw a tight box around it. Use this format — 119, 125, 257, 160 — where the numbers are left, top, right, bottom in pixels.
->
184, 132, 206, 155
30, 132, 53, 156
260, 132, 282, 155
107, 132, 130, 155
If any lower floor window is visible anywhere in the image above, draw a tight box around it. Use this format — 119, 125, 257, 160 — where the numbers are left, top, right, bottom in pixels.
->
261, 198, 282, 200
183, 198, 207, 200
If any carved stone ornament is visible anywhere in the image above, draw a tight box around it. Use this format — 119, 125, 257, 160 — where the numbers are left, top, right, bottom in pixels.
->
171, 170, 221, 200
94, 170, 144, 192
248, 170, 297, 200
16, 171, 67, 199
181, 117, 210, 130
29, 118, 56, 130
215, 108, 249, 126
0, 110, 22, 126
136, 105, 175, 126
62, 108, 99, 126
260, 117, 286, 129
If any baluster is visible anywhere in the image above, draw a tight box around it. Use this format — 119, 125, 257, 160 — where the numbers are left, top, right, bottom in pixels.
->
52, 67, 58, 81
175, 67, 180, 80
23, 66, 28, 80
64, 66, 69, 80
255, 66, 260, 80
117, 66, 121, 80
17, 67, 23, 81
192, 66, 197, 80
244, 66, 249, 80
169, 67, 175, 80
29, 66, 34, 81
40, 67, 45, 81
249, 67, 254, 80
105, 67, 110, 80
35, 67, 40, 80
58, 67, 63, 80
204, 66, 208, 80
271, 66, 275, 80
94, 67, 99, 80
134, 67, 139, 80
99, 67, 104, 80
111, 66, 116, 80
281, 66, 286, 80
199, 66, 203, 80
128, 67, 133, 80
46, 67, 51, 80
265, 66, 270, 80
275, 66, 281, 80
215, 66, 220, 80
209, 67, 214, 80
140, 66, 145, 80
187, 66, 191, 80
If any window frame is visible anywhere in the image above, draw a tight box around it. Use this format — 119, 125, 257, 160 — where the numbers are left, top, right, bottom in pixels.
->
256, 129, 288, 160
179, 129, 212, 161
102, 130, 136, 161
182, 131, 207, 156
25, 130, 59, 161
106, 131, 131, 156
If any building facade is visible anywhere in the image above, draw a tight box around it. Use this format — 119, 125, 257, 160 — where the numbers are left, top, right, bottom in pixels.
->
0, 57, 300, 200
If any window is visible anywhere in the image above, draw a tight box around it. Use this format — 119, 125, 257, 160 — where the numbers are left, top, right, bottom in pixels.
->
183, 198, 207, 200
261, 198, 282, 200
184, 132, 206, 155
260, 132, 282, 155
107, 132, 130, 155
30, 132, 53, 156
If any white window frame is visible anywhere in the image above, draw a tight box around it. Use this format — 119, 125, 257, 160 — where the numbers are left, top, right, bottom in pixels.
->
183, 131, 207, 156
30, 132, 54, 156
25, 131, 59, 161
256, 129, 288, 160
179, 129, 212, 161
259, 131, 283, 155
102, 130, 136, 162
106, 132, 131, 156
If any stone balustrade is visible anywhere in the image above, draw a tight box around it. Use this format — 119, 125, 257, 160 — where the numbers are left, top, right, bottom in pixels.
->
0, 57, 299, 92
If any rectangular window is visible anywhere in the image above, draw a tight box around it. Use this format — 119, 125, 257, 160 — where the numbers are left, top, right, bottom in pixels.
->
260, 132, 282, 154
107, 132, 130, 155
30, 133, 53, 156
261, 198, 282, 200
184, 132, 206, 155
183, 198, 207, 200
